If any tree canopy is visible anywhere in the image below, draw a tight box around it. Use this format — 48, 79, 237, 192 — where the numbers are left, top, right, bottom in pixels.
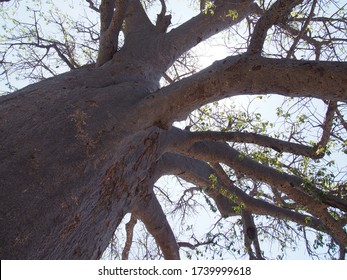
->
0, 0, 346, 260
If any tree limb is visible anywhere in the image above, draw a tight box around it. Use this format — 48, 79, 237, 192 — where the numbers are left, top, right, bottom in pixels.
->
162, 128, 347, 246
156, 0, 171, 33
336, 107, 347, 132
121, 214, 137, 259
122, 0, 155, 38
241, 210, 264, 259
178, 239, 215, 250
85, 0, 100, 13
154, 152, 330, 236
177, 100, 337, 159
164, 0, 257, 63
97, 0, 128, 66
247, 0, 304, 55
315, 100, 337, 152
131, 186, 180, 259
183, 130, 324, 159
286, 0, 317, 59
142, 55, 347, 128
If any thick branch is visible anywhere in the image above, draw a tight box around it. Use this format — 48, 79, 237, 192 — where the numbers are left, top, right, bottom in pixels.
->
170, 128, 347, 213
155, 152, 239, 217
99, 0, 116, 32
163, 129, 347, 246
140, 55, 347, 128
155, 152, 328, 235
155, 0, 171, 33
164, 0, 257, 63
97, 0, 128, 66
122, 0, 155, 39
185, 130, 323, 159
131, 187, 180, 260
180, 100, 337, 159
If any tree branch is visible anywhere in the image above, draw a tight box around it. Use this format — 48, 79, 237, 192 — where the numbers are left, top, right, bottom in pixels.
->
141, 55, 347, 128
178, 239, 215, 250
97, 0, 128, 66
184, 130, 324, 159
247, 0, 304, 55
122, 0, 155, 39
241, 209, 264, 260
121, 214, 137, 259
164, 0, 257, 63
131, 186, 180, 259
336, 107, 347, 132
176, 100, 337, 159
315, 100, 337, 152
85, 0, 100, 13
99, 0, 116, 32
155, 0, 171, 33
162, 128, 347, 246
286, 0, 317, 59
155, 152, 329, 236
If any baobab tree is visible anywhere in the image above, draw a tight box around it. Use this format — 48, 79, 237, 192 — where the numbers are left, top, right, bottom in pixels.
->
0, 0, 346, 260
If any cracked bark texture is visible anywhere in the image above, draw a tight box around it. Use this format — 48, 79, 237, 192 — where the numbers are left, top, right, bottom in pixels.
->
0, 0, 346, 259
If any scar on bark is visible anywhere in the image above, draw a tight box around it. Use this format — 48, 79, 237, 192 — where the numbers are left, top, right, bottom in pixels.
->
69, 109, 95, 152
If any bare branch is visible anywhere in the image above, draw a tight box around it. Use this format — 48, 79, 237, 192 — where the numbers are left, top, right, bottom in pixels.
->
247, 0, 304, 55
97, 0, 128, 66
286, 0, 317, 59
121, 214, 137, 259
178, 239, 215, 250
141, 55, 347, 128
185, 130, 324, 159
162, 72, 174, 84
241, 210, 264, 260
165, 0, 257, 63
85, 0, 100, 13
163, 128, 347, 246
315, 100, 337, 152
155, 153, 329, 236
131, 187, 180, 259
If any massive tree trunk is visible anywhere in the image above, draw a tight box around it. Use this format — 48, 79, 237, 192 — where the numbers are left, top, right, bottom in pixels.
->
1, 0, 346, 259
0, 0, 174, 259
0, 67, 154, 258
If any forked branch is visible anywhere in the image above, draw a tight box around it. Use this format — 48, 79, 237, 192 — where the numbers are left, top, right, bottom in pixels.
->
155, 153, 329, 236
247, 0, 304, 55
97, 0, 128, 66
162, 128, 347, 247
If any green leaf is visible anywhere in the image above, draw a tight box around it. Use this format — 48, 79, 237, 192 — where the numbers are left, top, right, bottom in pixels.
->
226, 9, 239, 20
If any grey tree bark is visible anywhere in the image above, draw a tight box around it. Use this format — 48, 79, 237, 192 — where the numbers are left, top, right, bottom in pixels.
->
0, 0, 346, 259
